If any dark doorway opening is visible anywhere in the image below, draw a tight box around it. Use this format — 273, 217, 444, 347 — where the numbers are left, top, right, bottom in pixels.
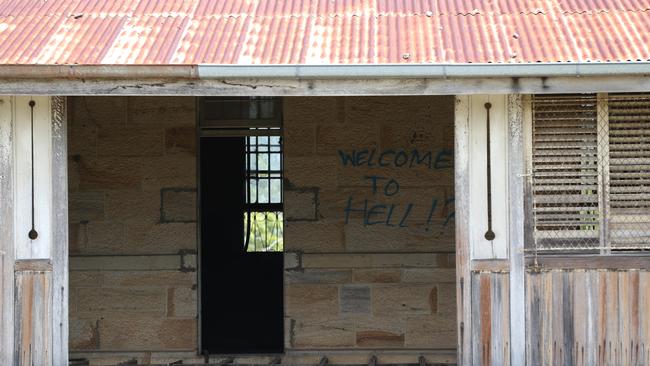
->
199, 98, 284, 354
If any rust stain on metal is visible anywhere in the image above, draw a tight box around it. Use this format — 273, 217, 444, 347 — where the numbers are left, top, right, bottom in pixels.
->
0, 0, 649, 65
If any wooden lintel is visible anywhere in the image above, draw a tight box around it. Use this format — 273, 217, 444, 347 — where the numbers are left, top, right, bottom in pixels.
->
14, 259, 53, 272
470, 259, 510, 272
1, 76, 650, 96
526, 255, 650, 270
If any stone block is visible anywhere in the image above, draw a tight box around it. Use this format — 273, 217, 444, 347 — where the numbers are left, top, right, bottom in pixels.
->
284, 155, 339, 188
78, 156, 143, 190
291, 319, 355, 348
284, 97, 344, 126
284, 251, 301, 270
98, 317, 197, 350
344, 96, 453, 128
67, 120, 97, 158
286, 270, 351, 284
165, 126, 196, 155
77, 287, 166, 316
69, 271, 103, 288
70, 96, 127, 128
404, 314, 457, 349
302, 253, 453, 269
140, 155, 196, 191
284, 188, 318, 221
436, 284, 456, 316
285, 284, 339, 319
128, 97, 195, 127
167, 287, 197, 317
402, 268, 456, 284
68, 223, 86, 254
284, 220, 344, 252
126, 223, 197, 254
356, 330, 405, 348
161, 188, 197, 223
102, 271, 196, 287
69, 191, 105, 223
372, 285, 437, 316
284, 124, 316, 157
105, 190, 160, 224
352, 269, 401, 283
316, 124, 380, 156
97, 125, 164, 157
340, 285, 371, 314
69, 318, 100, 350
82, 221, 127, 255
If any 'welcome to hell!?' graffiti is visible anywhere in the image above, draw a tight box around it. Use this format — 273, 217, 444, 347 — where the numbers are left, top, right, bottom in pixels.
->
338, 148, 455, 231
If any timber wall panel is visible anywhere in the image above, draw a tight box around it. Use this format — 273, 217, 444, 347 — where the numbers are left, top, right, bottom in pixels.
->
470, 272, 510, 366
526, 269, 650, 366
14, 267, 53, 366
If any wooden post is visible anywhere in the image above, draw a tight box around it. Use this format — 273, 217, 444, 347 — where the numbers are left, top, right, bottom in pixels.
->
0, 96, 68, 366
454, 95, 472, 366
507, 94, 526, 366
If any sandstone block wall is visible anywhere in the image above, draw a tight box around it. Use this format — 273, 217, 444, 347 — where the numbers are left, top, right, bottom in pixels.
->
283, 96, 456, 350
67, 96, 456, 364
67, 97, 198, 355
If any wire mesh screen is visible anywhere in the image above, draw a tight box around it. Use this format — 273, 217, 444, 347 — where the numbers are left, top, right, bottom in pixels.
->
530, 93, 650, 254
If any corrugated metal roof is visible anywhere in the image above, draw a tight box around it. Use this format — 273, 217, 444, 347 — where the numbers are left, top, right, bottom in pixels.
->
0, 0, 649, 65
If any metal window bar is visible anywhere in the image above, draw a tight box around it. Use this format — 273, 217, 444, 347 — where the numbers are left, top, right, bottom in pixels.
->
527, 93, 650, 255
244, 129, 284, 252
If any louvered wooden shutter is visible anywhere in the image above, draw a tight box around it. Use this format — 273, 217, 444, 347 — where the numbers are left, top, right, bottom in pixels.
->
608, 93, 650, 250
531, 95, 600, 252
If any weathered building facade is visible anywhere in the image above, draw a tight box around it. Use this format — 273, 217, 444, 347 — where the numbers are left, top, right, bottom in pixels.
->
1, 1, 650, 366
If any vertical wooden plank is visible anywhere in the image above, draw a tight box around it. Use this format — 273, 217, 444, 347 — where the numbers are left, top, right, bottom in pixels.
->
597, 271, 607, 365
629, 271, 640, 365
572, 271, 587, 366
480, 275, 492, 365
469, 95, 508, 259
14, 269, 53, 366
526, 272, 540, 366
14, 96, 53, 260
585, 270, 599, 366
605, 271, 620, 365
50, 96, 68, 366
490, 274, 510, 366
562, 272, 574, 366
640, 271, 650, 366
0, 95, 16, 365
471, 273, 482, 366
507, 94, 526, 366
455, 95, 472, 366
550, 271, 565, 365
619, 272, 631, 365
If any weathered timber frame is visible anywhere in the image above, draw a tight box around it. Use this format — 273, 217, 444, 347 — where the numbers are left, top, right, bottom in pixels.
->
454, 94, 526, 366
0, 96, 68, 366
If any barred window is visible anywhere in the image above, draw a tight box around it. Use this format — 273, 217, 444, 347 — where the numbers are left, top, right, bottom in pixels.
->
200, 97, 284, 252
529, 93, 650, 255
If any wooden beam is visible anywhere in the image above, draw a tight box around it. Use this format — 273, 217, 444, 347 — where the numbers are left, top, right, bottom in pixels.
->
0, 76, 650, 96
51, 96, 68, 366
0, 96, 16, 366
454, 96, 472, 366
507, 94, 526, 366
525, 255, 650, 270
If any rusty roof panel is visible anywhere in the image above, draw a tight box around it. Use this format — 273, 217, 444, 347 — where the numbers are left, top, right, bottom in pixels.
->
0, 0, 649, 65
